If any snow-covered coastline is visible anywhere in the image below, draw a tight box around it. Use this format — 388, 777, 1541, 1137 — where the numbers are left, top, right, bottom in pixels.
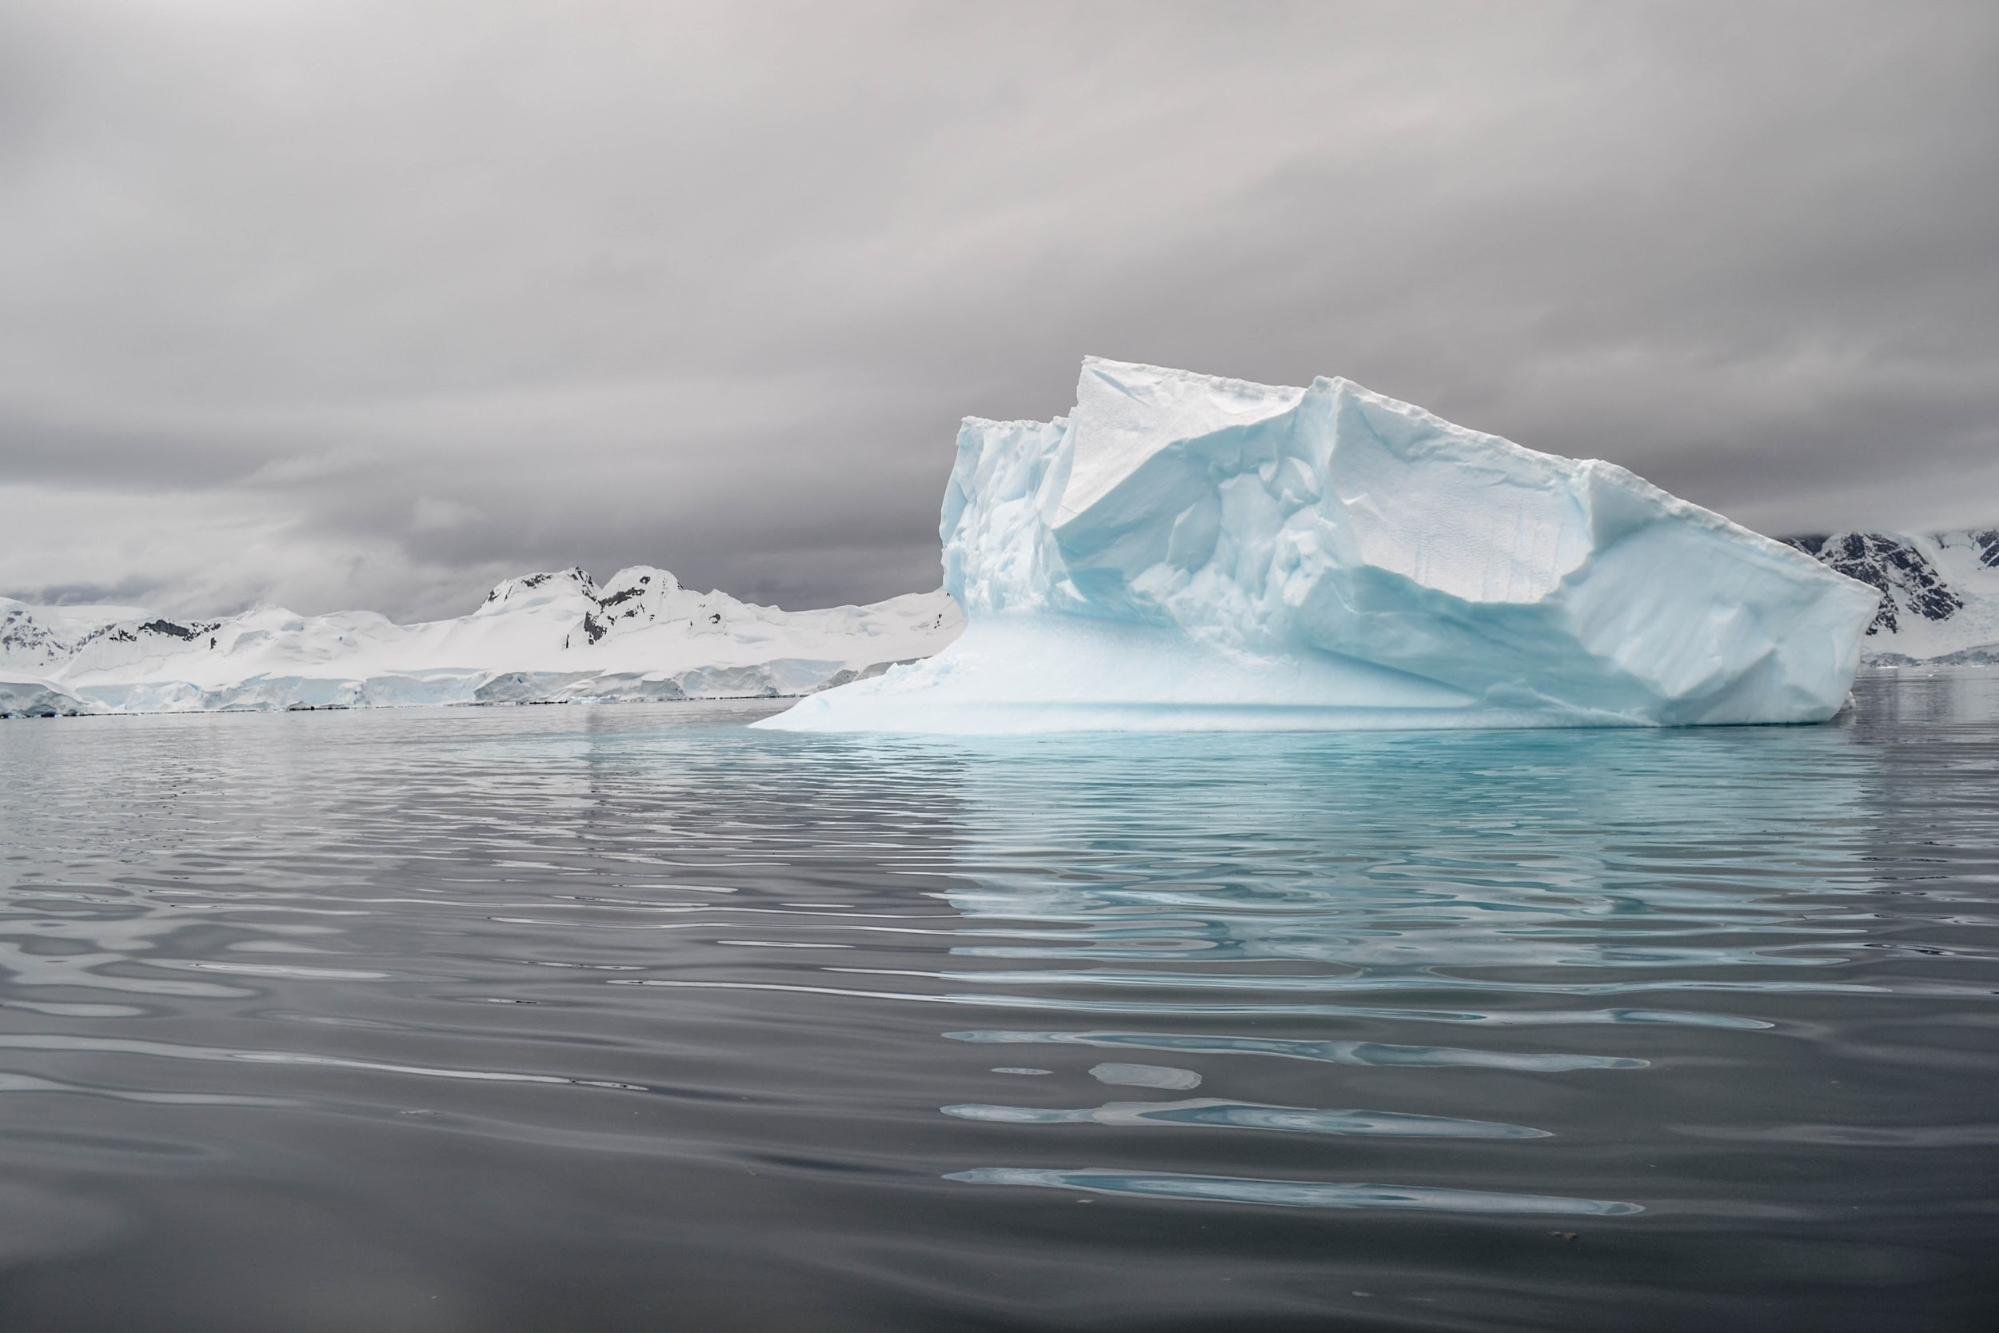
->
7, 510, 1991, 727
0, 566, 961, 718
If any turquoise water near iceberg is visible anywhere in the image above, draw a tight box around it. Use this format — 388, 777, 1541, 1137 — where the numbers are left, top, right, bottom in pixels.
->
0, 670, 1995, 1329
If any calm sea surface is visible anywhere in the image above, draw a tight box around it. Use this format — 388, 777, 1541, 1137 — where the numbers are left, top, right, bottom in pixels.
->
1, 673, 1996, 1331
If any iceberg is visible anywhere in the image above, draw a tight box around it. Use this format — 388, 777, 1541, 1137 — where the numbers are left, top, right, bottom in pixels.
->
760, 358, 1877, 733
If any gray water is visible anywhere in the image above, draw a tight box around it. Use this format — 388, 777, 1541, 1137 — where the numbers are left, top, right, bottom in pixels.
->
1, 672, 1996, 1331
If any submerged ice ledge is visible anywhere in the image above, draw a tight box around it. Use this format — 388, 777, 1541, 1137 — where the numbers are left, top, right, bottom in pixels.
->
761, 358, 1877, 734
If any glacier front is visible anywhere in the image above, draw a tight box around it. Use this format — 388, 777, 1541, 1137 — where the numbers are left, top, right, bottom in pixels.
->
761, 358, 1877, 733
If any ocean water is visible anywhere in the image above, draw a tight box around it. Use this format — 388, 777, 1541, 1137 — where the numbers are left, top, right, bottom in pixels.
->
0, 672, 1996, 1331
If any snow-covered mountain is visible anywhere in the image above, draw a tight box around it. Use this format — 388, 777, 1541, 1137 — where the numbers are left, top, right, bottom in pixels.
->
0, 599, 70, 672
1782, 530, 1999, 665
0, 567, 961, 716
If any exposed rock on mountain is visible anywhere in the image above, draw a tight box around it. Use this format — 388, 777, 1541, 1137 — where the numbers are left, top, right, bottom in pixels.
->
1783, 530, 1999, 664
0, 599, 71, 672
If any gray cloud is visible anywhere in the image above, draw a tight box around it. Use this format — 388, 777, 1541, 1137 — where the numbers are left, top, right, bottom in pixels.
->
2, 0, 1995, 621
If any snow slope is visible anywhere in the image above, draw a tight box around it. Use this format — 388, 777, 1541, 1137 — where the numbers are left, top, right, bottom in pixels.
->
6, 568, 959, 715
763, 357, 1876, 733
1783, 531, 1999, 664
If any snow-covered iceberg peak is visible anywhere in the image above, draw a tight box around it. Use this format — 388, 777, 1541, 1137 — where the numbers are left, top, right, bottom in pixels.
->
761, 357, 1878, 733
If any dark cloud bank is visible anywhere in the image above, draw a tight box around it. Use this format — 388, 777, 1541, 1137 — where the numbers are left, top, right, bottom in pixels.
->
2, 1, 1995, 621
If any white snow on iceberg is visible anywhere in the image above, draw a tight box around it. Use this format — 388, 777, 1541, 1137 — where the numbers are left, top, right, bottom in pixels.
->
761, 358, 1877, 733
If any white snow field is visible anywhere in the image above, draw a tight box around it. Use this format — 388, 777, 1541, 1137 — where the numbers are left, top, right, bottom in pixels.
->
762, 358, 1877, 734
0, 569, 959, 715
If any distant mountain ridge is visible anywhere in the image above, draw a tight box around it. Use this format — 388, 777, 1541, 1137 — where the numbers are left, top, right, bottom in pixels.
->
0, 565, 961, 716
1781, 529, 1999, 665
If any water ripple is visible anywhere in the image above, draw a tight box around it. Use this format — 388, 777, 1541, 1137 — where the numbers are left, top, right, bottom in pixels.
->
0, 675, 1995, 1327
947, 1168, 1643, 1216
942, 1098, 1552, 1139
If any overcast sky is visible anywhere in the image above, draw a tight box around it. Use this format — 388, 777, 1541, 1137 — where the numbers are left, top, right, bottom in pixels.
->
2, 1, 1995, 621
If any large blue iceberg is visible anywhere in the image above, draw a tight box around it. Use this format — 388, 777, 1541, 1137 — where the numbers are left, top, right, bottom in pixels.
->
761, 358, 1876, 733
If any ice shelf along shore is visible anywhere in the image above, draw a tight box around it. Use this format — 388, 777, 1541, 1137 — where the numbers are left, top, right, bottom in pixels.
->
759, 357, 1878, 734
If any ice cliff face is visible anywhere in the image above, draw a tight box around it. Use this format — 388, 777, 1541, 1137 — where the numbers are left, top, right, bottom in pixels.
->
0, 677, 87, 718
764, 357, 1877, 733
1782, 530, 1999, 665
2, 568, 960, 716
